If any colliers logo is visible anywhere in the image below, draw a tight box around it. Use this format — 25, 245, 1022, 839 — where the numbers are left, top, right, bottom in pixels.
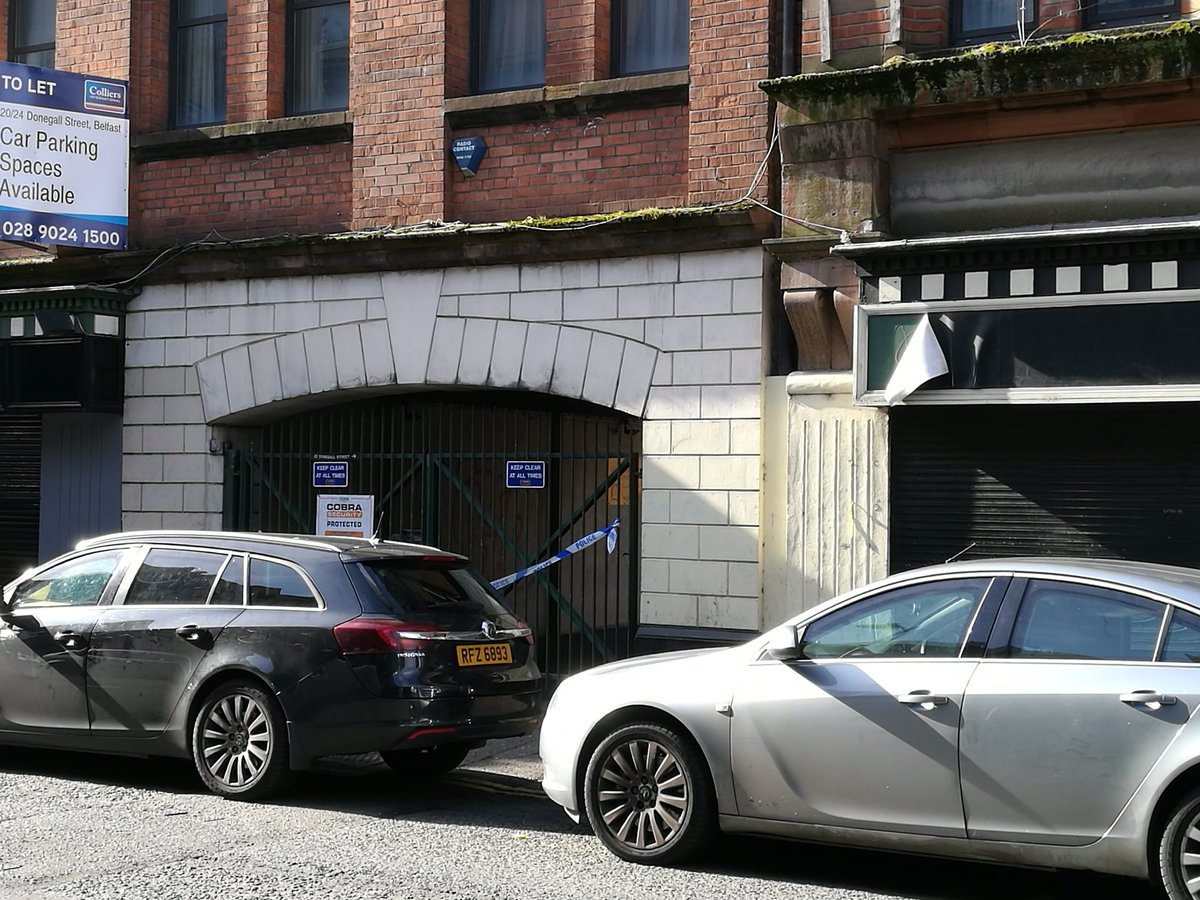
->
83, 79, 126, 115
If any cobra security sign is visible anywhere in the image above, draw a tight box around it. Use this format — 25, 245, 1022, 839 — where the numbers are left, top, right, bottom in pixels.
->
316, 494, 375, 539
0, 61, 129, 249
506, 460, 546, 489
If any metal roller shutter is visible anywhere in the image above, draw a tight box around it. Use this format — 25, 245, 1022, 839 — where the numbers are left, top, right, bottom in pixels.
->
889, 403, 1200, 573
0, 412, 41, 583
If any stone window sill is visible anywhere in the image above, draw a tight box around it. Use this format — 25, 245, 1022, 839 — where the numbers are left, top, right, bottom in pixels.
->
444, 70, 689, 128
131, 111, 352, 163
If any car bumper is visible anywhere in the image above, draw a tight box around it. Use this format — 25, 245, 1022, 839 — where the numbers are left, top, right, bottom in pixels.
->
281, 660, 544, 766
538, 688, 589, 818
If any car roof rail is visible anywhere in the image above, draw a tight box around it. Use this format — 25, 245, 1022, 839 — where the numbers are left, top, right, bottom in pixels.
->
73, 529, 457, 558
75, 530, 348, 553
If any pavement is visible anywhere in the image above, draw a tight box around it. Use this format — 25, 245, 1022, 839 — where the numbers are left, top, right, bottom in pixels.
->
461, 728, 543, 783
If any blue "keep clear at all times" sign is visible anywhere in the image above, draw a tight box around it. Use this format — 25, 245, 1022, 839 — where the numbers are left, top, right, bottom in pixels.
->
506, 460, 546, 489
313, 461, 349, 488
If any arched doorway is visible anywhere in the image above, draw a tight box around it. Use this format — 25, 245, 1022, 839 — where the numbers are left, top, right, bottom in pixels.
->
222, 390, 640, 677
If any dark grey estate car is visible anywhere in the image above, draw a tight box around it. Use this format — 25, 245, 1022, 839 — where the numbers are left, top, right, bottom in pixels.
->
0, 530, 542, 799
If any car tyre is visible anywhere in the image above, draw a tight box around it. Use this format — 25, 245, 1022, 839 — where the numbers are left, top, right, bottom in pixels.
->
583, 721, 715, 865
1158, 787, 1200, 900
192, 680, 293, 801
379, 743, 471, 776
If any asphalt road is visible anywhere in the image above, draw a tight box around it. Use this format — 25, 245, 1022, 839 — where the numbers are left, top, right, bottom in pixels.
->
0, 742, 1158, 900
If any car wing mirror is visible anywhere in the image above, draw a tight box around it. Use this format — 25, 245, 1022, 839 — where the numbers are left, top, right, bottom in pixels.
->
0, 610, 42, 631
767, 626, 808, 662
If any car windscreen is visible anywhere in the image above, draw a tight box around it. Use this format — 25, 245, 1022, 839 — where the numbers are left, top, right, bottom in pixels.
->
353, 559, 519, 627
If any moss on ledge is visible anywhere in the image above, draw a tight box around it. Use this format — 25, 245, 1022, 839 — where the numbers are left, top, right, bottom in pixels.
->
761, 23, 1200, 115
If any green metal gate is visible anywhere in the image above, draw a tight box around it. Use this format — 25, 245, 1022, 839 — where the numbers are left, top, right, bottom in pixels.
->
223, 391, 640, 678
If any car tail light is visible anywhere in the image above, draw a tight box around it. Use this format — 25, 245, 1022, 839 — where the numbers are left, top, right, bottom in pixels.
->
333, 617, 439, 654
515, 619, 534, 645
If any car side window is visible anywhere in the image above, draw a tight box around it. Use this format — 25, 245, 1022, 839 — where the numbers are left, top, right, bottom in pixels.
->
1160, 607, 1200, 663
1005, 580, 1164, 662
123, 549, 230, 606
248, 558, 319, 608
11, 550, 126, 610
209, 555, 246, 606
800, 578, 990, 660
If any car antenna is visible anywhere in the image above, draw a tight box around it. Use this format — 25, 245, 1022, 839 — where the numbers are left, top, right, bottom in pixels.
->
944, 542, 977, 564
370, 510, 385, 545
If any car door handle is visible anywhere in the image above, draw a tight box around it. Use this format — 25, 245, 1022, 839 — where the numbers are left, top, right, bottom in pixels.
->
1120, 690, 1177, 706
52, 630, 88, 651
175, 625, 210, 643
895, 691, 949, 707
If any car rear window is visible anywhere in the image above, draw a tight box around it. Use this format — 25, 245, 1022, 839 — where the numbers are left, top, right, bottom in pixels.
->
354, 560, 514, 623
249, 558, 320, 608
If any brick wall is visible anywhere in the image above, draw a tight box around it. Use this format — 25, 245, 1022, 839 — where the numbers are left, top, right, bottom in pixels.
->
57, 0, 130, 78
546, 0, 601, 84
688, 0, 772, 206
350, 0, 448, 227
901, 0, 948, 50
228, 0, 284, 122
444, 1, 470, 97
130, 0, 167, 132
448, 107, 688, 222
133, 144, 353, 241
2, 1, 774, 249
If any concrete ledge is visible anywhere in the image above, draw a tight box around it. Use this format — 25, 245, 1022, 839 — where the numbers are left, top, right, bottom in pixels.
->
786, 370, 854, 396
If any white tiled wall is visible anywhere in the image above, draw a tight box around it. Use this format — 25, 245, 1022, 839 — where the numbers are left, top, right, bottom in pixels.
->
124, 247, 763, 631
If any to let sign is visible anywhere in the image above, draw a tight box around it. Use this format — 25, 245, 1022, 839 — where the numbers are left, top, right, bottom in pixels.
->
0, 61, 129, 249
506, 460, 546, 489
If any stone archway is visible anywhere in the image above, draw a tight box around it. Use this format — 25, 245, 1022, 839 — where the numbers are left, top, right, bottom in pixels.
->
195, 271, 660, 425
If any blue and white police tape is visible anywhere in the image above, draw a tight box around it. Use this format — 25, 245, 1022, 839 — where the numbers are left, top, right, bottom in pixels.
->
491, 518, 620, 591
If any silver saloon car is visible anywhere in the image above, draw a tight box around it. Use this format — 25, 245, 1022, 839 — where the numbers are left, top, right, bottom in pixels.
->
541, 558, 1200, 899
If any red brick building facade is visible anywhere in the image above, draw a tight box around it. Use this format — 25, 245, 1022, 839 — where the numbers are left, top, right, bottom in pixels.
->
1, 0, 774, 248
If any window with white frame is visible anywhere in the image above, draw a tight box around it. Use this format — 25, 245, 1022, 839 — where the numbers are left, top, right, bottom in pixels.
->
613, 0, 687, 76
288, 0, 349, 115
9, 0, 54, 68
471, 0, 545, 93
171, 0, 227, 128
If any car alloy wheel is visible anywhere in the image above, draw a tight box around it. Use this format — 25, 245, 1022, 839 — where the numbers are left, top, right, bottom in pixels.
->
583, 721, 714, 864
1159, 787, 1200, 899
1161, 787, 1200, 899
192, 680, 292, 800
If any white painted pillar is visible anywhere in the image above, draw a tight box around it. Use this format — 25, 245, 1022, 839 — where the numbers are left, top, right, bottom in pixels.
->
762, 372, 889, 629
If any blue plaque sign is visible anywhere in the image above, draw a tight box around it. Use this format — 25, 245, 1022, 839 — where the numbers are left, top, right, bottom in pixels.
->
313, 460, 349, 488
506, 460, 545, 489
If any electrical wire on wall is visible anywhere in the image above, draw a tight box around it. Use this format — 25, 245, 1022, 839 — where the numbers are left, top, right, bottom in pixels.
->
64, 118, 851, 291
